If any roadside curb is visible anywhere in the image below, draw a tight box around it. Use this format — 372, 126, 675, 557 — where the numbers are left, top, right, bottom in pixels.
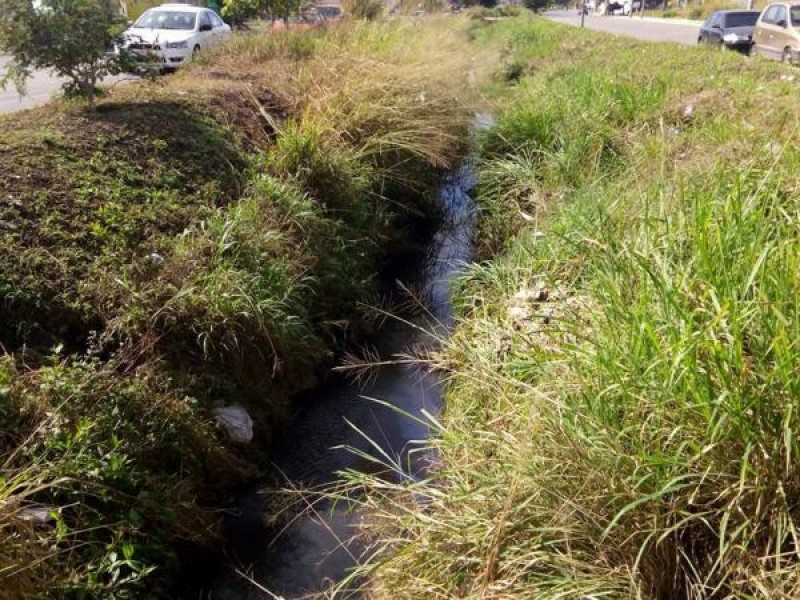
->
623, 15, 702, 27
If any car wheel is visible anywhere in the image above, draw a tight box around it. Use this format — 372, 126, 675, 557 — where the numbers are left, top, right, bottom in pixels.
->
783, 47, 793, 64
193, 44, 201, 59
698, 35, 704, 44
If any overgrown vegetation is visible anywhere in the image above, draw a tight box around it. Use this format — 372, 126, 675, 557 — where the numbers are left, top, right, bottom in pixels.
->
643, 1, 748, 20
470, 4, 522, 19
0, 18, 486, 597
353, 16, 800, 599
221, 0, 304, 28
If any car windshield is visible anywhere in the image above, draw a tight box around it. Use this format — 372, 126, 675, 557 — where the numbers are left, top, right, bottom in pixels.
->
724, 12, 759, 27
133, 10, 196, 30
792, 6, 800, 24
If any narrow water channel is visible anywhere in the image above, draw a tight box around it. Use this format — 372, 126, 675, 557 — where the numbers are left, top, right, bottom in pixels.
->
212, 163, 477, 599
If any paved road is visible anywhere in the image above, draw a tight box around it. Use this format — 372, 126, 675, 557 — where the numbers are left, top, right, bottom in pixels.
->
0, 55, 69, 114
544, 10, 701, 44
1, 55, 136, 115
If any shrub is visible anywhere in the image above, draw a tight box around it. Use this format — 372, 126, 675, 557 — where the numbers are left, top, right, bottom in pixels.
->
0, 0, 133, 109
0, 358, 235, 598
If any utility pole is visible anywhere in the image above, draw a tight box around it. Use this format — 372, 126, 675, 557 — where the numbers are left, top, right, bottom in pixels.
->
581, 2, 586, 26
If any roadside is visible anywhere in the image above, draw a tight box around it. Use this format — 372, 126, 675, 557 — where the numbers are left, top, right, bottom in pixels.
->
0, 54, 135, 114
544, 8, 700, 43
352, 15, 800, 599
0, 54, 65, 113
0, 18, 489, 598
634, 13, 702, 26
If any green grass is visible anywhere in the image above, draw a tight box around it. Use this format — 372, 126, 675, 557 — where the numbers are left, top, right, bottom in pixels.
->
349, 16, 800, 600
642, 1, 755, 20
0, 17, 487, 597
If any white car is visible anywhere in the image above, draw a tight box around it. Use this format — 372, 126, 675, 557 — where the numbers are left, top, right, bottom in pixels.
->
121, 4, 231, 71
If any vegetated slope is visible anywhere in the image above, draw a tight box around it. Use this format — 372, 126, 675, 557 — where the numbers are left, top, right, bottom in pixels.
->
356, 17, 800, 599
0, 18, 486, 598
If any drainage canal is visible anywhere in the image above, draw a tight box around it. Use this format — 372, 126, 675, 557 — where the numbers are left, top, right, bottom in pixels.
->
211, 163, 477, 599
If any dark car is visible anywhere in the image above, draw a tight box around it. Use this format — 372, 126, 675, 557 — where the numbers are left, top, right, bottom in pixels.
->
698, 10, 761, 53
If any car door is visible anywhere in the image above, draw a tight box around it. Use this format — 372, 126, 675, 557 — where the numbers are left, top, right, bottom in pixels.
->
210, 11, 229, 44
771, 4, 791, 57
197, 10, 214, 48
790, 5, 800, 52
700, 13, 714, 43
706, 12, 723, 43
755, 5, 780, 57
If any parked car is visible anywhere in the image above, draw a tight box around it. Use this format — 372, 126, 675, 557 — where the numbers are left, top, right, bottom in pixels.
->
120, 3, 231, 71
315, 3, 344, 21
753, 3, 800, 62
698, 10, 760, 53
605, 0, 632, 16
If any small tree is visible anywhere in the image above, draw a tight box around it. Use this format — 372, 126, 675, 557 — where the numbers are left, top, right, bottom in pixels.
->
221, 0, 261, 27
221, 0, 303, 25
0, 0, 130, 110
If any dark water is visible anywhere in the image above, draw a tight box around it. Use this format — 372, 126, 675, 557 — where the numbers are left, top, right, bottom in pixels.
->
211, 164, 477, 599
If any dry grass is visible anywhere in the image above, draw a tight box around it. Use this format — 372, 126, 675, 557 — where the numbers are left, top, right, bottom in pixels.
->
181, 17, 497, 172
0, 15, 497, 598
339, 16, 800, 600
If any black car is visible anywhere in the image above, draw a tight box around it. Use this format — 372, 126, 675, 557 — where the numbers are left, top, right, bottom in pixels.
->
698, 10, 761, 53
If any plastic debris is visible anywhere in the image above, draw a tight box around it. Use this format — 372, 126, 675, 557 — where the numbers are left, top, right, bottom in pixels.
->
212, 404, 254, 443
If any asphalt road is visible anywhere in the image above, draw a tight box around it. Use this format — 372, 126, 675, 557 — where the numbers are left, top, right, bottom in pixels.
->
0, 55, 135, 115
0, 55, 69, 114
544, 10, 701, 44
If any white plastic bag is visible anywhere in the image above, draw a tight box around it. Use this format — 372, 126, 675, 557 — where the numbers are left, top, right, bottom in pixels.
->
212, 404, 254, 444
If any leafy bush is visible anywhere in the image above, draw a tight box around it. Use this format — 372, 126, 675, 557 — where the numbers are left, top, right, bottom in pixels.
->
471, 4, 522, 18
0, 0, 134, 109
0, 358, 235, 598
522, 0, 548, 12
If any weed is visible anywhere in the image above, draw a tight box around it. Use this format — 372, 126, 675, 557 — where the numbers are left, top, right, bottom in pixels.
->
352, 16, 800, 600
0, 15, 488, 596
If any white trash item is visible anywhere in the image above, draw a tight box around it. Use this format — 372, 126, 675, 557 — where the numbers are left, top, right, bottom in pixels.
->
212, 404, 254, 443
18, 506, 58, 524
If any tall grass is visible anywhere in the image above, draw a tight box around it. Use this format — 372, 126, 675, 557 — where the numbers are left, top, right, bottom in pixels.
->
346, 17, 800, 599
0, 15, 493, 596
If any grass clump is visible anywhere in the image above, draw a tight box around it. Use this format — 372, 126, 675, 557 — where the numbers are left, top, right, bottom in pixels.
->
0, 356, 240, 599
471, 4, 523, 19
0, 16, 486, 596
352, 16, 800, 600
644, 2, 745, 20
